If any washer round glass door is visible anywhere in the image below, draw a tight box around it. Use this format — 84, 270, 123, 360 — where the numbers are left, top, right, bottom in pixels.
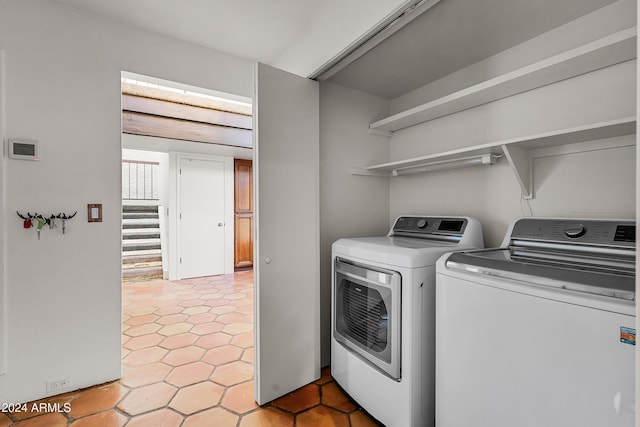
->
334, 257, 401, 380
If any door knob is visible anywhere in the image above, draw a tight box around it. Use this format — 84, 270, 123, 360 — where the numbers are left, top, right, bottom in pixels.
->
218, 222, 224, 227
265, 257, 272, 264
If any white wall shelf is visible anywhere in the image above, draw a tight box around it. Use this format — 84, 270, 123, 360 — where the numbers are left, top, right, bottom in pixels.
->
369, 27, 637, 134
353, 117, 636, 199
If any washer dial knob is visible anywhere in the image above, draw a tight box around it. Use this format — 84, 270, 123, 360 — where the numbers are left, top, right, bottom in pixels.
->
417, 219, 428, 229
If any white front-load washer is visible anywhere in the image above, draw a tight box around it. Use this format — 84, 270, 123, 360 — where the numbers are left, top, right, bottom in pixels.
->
436, 218, 636, 427
331, 216, 484, 427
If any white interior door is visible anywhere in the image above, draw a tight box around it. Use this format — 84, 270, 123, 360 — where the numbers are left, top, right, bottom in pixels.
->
253, 62, 320, 404
179, 158, 226, 279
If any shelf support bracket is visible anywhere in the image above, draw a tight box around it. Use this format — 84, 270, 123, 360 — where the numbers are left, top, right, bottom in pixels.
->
501, 144, 533, 199
369, 128, 392, 137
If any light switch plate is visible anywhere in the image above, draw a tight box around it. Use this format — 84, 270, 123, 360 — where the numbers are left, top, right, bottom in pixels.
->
87, 204, 102, 222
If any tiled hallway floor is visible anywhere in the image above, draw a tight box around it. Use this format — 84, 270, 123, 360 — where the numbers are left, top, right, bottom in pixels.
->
1, 271, 381, 426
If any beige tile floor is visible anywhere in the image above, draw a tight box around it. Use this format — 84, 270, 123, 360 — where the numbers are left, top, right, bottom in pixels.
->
0, 271, 381, 426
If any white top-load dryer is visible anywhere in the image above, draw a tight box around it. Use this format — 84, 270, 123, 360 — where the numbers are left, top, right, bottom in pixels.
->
436, 217, 636, 427
331, 216, 484, 427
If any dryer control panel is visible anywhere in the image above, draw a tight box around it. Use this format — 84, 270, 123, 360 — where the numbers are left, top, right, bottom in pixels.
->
391, 216, 467, 238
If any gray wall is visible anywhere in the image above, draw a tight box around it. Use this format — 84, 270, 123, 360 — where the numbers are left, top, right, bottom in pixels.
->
319, 82, 391, 365
0, 0, 253, 404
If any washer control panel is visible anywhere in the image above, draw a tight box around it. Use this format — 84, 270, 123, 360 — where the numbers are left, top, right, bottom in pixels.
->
511, 218, 635, 247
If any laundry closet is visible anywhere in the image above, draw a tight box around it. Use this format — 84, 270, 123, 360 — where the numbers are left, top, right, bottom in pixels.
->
315, 0, 637, 366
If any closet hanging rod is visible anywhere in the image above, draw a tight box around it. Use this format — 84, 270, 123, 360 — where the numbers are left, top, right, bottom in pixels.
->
391, 153, 502, 176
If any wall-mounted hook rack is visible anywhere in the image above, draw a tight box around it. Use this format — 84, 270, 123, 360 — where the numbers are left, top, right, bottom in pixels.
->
16, 210, 77, 238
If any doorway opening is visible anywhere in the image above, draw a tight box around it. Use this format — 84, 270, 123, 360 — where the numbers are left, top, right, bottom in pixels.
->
120, 71, 254, 281
119, 72, 260, 419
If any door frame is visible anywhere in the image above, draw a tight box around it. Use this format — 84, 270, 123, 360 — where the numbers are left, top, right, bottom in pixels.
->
0, 50, 6, 375
169, 152, 235, 280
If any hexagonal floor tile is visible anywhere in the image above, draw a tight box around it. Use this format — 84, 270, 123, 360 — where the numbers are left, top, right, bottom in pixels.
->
187, 312, 218, 324
238, 407, 293, 427
123, 346, 169, 366
201, 345, 243, 366
222, 322, 253, 335
190, 321, 224, 336
295, 406, 349, 427
69, 410, 128, 427
166, 361, 214, 387
154, 306, 184, 316
15, 412, 68, 427
123, 346, 170, 366
68, 381, 127, 419
220, 381, 258, 414
241, 347, 254, 363
126, 410, 183, 427
272, 384, 319, 414
124, 333, 164, 351
204, 298, 232, 308
158, 322, 193, 336
320, 381, 356, 412
209, 305, 237, 315
169, 381, 225, 415
156, 313, 188, 325
163, 346, 206, 367
210, 361, 253, 387
125, 323, 162, 337
349, 410, 382, 427
199, 292, 224, 300
216, 312, 249, 324
121, 362, 172, 388
181, 407, 238, 427
182, 306, 210, 315
126, 314, 160, 326
117, 382, 177, 416
230, 332, 253, 348
195, 332, 232, 349
159, 332, 199, 349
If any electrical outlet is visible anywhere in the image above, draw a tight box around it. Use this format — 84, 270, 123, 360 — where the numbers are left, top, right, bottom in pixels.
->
46, 377, 70, 393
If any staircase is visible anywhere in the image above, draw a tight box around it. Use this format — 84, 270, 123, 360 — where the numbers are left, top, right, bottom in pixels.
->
122, 203, 163, 281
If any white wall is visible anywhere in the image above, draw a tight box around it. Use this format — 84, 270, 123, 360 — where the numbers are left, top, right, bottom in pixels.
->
0, 51, 6, 376
123, 133, 252, 160
319, 81, 391, 365
387, 2, 636, 247
0, 0, 253, 404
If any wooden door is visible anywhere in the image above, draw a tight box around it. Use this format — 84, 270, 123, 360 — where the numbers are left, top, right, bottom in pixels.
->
253, 62, 320, 404
234, 159, 253, 269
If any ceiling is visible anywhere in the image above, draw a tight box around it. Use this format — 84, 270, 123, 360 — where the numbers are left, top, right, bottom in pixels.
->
327, 0, 617, 99
51, 0, 411, 77
52, 0, 618, 100
52, 0, 323, 63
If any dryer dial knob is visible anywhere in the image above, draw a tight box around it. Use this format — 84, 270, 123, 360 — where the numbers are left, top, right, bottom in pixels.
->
564, 224, 586, 238
417, 219, 428, 229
